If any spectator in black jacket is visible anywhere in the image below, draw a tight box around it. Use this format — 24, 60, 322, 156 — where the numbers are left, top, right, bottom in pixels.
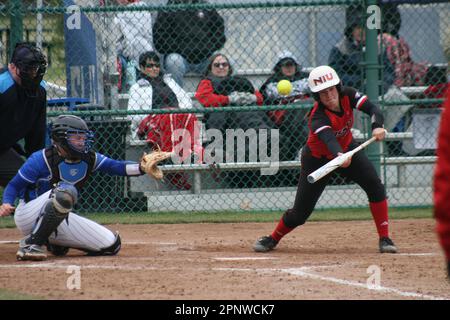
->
260, 51, 310, 162
154, 0, 226, 87
0, 43, 47, 187
328, 4, 395, 94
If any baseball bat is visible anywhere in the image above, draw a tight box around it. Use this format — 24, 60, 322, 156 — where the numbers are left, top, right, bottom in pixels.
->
307, 136, 378, 184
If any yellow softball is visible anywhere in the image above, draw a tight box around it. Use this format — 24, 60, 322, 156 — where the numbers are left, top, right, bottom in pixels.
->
277, 80, 293, 96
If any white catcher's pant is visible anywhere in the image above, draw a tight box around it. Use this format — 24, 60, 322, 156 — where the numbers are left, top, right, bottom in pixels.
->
14, 190, 117, 252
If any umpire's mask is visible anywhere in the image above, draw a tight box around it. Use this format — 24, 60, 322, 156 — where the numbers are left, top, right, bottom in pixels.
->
11, 43, 47, 94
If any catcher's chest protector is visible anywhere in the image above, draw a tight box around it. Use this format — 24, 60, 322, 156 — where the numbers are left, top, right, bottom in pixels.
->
44, 147, 96, 189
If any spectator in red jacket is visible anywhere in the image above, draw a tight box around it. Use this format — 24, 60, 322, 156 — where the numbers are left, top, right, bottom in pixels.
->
195, 53, 275, 188
195, 53, 263, 108
434, 86, 450, 279
194, 53, 272, 132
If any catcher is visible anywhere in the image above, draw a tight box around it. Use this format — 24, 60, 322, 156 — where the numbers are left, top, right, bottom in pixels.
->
0, 115, 171, 261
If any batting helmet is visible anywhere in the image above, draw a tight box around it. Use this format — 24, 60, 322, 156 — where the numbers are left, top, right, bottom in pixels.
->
50, 115, 94, 159
308, 65, 341, 101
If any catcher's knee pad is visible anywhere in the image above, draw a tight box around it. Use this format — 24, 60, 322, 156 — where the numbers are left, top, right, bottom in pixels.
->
52, 182, 78, 214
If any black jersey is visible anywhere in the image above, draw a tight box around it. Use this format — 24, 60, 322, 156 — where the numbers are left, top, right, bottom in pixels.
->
0, 70, 47, 155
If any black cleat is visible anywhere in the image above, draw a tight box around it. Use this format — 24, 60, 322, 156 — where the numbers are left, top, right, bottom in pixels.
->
253, 235, 278, 252
379, 237, 397, 253
16, 245, 47, 261
46, 243, 70, 256
16, 237, 47, 261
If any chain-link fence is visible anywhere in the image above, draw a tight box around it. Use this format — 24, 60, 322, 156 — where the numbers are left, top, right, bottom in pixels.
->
1, 0, 448, 213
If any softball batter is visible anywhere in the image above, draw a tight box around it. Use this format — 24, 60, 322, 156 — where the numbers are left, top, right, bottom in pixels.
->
254, 65, 397, 254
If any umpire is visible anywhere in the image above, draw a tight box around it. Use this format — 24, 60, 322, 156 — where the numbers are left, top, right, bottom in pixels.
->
0, 43, 47, 187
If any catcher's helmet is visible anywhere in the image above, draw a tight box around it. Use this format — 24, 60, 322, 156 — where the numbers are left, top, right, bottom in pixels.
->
11, 42, 47, 92
50, 115, 94, 159
308, 65, 341, 101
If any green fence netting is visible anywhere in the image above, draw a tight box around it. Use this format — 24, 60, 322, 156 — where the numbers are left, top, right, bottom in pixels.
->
1, 0, 448, 213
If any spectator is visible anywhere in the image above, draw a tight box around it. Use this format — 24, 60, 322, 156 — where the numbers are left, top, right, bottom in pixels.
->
129, 51, 196, 190
128, 51, 193, 141
260, 50, 310, 161
195, 53, 270, 130
379, 4, 448, 156
154, 0, 226, 87
379, 3, 428, 87
137, 111, 203, 191
114, 0, 154, 92
329, 4, 413, 156
329, 4, 395, 94
0, 43, 47, 187
195, 53, 275, 188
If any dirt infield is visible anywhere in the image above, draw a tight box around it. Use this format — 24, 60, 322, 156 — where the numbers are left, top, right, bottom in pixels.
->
0, 218, 449, 300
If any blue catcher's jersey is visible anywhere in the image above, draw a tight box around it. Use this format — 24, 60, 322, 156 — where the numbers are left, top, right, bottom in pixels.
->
2, 146, 142, 204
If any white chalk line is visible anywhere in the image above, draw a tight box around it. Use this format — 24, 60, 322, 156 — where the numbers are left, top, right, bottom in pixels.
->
213, 257, 277, 261
0, 261, 447, 300
0, 263, 58, 268
125, 241, 177, 245
0, 240, 177, 245
215, 266, 449, 300
397, 253, 438, 256
0, 262, 179, 271
282, 267, 448, 300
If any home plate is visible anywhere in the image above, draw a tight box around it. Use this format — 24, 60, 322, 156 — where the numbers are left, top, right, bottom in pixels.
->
213, 257, 277, 261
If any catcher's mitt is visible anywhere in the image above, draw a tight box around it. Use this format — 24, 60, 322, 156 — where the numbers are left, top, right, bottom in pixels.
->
140, 150, 173, 180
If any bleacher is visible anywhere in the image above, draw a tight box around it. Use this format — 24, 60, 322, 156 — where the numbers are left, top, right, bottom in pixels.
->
38, 0, 447, 213
115, 66, 441, 212
45, 63, 442, 213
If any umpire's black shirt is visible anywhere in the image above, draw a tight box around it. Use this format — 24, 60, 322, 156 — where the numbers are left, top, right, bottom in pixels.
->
0, 70, 47, 156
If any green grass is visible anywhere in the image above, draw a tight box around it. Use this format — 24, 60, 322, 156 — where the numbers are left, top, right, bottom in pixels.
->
0, 288, 42, 300
0, 207, 433, 229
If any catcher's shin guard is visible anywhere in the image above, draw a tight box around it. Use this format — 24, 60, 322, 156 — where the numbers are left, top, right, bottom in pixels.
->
26, 183, 77, 246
